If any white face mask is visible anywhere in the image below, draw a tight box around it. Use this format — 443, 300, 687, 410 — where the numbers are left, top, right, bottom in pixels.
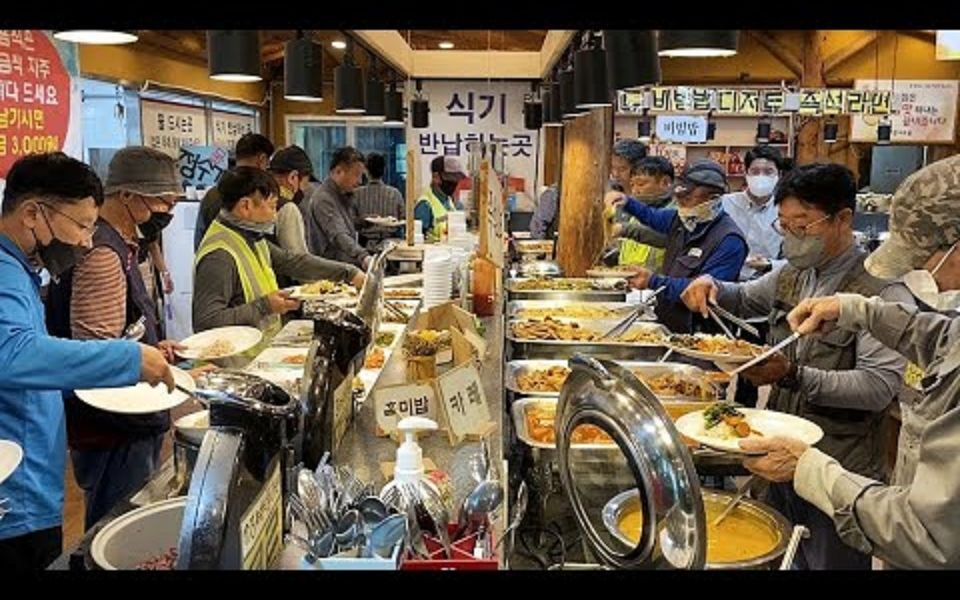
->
903, 243, 960, 311
746, 174, 778, 198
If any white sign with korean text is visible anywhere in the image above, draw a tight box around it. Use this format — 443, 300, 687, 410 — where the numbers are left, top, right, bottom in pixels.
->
436, 362, 491, 444
212, 110, 256, 149
410, 80, 539, 200
851, 80, 959, 144
140, 99, 208, 158
373, 382, 438, 437
655, 115, 708, 143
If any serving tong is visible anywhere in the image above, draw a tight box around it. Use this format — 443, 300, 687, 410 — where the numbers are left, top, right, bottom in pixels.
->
600, 286, 666, 340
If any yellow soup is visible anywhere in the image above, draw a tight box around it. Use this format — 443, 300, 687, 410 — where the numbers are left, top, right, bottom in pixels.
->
616, 497, 779, 564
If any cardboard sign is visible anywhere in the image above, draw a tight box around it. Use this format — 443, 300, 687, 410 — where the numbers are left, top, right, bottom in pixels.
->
655, 115, 708, 143
373, 382, 438, 437
436, 361, 493, 444
414, 302, 485, 359
240, 459, 283, 570
177, 145, 228, 188
851, 80, 959, 144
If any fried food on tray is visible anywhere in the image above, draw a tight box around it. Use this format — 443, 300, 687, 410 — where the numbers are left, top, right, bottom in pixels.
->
668, 334, 761, 357
635, 372, 712, 400
612, 328, 666, 344
516, 366, 571, 392
524, 403, 613, 445
512, 278, 593, 291
515, 305, 620, 320
703, 401, 764, 439
384, 288, 420, 299
510, 317, 600, 341
364, 346, 385, 369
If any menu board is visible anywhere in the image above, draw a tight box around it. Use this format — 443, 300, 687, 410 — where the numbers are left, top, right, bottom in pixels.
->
141, 99, 208, 158
851, 80, 959, 144
211, 110, 255, 149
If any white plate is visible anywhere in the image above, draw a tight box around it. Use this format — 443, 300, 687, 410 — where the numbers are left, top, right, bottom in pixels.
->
666, 337, 764, 365
674, 408, 824, 455
177, 327, 263, 360
586, 267, 641, 279
75, 366, 196, 415
173, 410, 209, 445
0, 440, 24, 485
288, 283, 357, 301
365, 216, 404, 227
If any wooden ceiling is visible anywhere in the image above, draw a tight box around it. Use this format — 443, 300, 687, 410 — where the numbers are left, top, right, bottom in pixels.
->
399, 30, 548, 51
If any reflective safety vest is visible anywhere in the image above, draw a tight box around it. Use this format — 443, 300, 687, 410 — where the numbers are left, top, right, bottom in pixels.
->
618, 218, 665, 270
195, 219, 282, 337
418, 187, 450, 242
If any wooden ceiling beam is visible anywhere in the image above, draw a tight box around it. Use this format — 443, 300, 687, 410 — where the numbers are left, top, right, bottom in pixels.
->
745, 30, 803, 78
824, 31, 878, 74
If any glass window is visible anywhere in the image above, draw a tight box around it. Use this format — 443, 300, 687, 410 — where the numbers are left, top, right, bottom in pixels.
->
290, 122, 348, 178
80, 78, 141, 180
355, 125, 406, 194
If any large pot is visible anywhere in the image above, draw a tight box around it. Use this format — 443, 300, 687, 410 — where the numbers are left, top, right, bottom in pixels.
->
89, 497, 186, 570
602, 488, 791, 570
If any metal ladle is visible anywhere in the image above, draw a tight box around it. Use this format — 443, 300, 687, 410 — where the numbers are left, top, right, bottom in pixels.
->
454, 478, 504, 541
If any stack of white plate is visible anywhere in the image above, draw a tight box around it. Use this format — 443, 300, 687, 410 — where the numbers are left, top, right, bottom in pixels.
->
413, 220, 425, 245
423, 247, 454, 308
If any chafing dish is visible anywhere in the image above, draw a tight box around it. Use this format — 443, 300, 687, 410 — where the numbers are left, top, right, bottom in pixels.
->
506, 277, 628, 302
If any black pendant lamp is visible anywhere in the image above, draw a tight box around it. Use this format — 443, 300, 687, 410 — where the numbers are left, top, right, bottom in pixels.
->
543, 80, 563, 127
284, 33, 323, 102
335, 38, 365, 114
524, 82, 544, 130
208, 30, 262, 82
658, 30, 739, 58
54, 30, 138, 45
384, 79, 404, 126
603, 30, 661, 91
364, 57, 386, 118
411, 79, 429, 129
574, 32, 610, 108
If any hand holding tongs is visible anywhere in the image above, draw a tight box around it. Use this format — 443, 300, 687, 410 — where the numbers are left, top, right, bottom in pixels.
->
707, 299, 760, 339
728, 332, 801, 376
600, 286, 666, 340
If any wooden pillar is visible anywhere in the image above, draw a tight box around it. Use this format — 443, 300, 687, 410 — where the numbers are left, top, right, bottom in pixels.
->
557, 107, 612, 277
796, 30, 827, 165
543, 125, 563, 186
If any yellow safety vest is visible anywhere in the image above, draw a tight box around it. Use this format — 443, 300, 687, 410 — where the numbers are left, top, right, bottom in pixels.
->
195, 220, 282, 337
417, 187, 450, 243
618, 218, 666, 270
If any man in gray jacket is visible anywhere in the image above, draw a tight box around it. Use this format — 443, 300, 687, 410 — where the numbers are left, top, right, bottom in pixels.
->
305, 146, 370, 270
736, 155, 960, 569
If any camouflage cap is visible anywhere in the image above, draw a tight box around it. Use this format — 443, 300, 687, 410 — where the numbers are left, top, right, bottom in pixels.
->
865, 154, 960, 279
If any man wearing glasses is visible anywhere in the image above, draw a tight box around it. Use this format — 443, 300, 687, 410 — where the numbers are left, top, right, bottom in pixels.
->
681, 163, 912, 569
605, 159, 748, 335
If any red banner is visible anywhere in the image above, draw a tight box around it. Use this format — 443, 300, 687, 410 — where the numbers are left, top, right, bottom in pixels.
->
0, 30, 71, 178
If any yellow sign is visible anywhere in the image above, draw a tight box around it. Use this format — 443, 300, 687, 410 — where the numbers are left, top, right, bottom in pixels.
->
823, 89, 845, 115
716, 89, 737, 113
240, 460, 284, 570
735, 90, 760, 114
799, 89, 824, 115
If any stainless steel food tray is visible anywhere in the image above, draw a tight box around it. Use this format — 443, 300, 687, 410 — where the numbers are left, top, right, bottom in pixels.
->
506, 278, 628, 302
505, 319, 670, 360
506, 300, 655, 321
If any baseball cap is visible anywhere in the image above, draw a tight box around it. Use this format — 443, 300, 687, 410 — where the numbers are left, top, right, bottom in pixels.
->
431, 155, 469, 179
865, 154, 960, 279
269, 145, 314, 176
104, 146, 181, 197
680, 159, 728, 193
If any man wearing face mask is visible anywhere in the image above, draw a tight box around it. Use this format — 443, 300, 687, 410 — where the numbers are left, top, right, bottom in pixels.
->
195, 133, 274, 249
44, 147, 188, 530
267, 145, 314, 256
609, 138, 647, 192
680, 163, 912, 569
720, 145, 787, 281
0, 153, 173, 571
414, 156, 467, 243
306, 146, 371, 269
729, 155, 960, 569
613, 156, 675, 270
605, 159, 747, 334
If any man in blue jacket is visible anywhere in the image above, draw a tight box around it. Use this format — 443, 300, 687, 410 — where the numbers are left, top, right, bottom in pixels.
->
0, 152, 173, 572
606, 159, 748, 334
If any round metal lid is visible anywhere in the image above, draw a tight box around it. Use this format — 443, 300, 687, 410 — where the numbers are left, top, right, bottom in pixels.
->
556, 354, 706, 569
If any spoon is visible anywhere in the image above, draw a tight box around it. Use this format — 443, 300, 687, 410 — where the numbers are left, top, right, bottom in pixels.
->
454, 478, 504, 541
357, 495, 389, 525
365, 513, 407, 559
122, 316, 147, 341
712, 476, 756, 527
334, 509, 362, 551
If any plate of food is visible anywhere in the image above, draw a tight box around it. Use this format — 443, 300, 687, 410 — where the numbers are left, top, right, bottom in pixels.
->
177, 326, 263, 360
76, 366, 197, 415
0, 439, 23, 486
666, 334, 764, 364
674, 402, 824, 454
365, 215, 404, 227
289, 280, 357, 300
586, 265, 643, 279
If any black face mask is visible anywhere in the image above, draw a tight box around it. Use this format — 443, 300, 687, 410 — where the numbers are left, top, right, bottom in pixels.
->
139, 211, 173, 243
31, 211, 85, 279
439, 175, 459, 198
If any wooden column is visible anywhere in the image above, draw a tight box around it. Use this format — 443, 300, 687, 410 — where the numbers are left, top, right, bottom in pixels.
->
557, 107, 612, 277
796, 30, 827, 165
542, 125, 563, 186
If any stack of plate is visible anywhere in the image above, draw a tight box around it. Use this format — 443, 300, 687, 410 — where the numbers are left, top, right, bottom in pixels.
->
413, 220, 425, 245
423, 247, 454, 308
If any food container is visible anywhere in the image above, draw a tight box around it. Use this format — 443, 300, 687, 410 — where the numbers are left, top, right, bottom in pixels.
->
602, 488, 791, 570
506, 277, 628, 302
89, 497, 187, 570
405, 354, 437, 382
506, 300, 654, 321
506, 319, 670, 361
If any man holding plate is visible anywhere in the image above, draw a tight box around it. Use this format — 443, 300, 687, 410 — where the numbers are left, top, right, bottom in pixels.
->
680, 163, 912, 570
738, 155, 960, 569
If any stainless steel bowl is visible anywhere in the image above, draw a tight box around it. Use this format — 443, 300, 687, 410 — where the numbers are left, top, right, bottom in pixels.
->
602, 488, 792, 570
89, 497, 186, 570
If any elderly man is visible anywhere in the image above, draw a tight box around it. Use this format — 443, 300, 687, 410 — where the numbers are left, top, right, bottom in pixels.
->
305, 146, 370, 269
728, 155, 960, 569
606, 159, 747, 334
681, 163, 912, 569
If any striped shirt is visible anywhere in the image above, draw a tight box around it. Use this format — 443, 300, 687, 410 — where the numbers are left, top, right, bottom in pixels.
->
353, 180, 405, 220
70, 244, 132, 340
